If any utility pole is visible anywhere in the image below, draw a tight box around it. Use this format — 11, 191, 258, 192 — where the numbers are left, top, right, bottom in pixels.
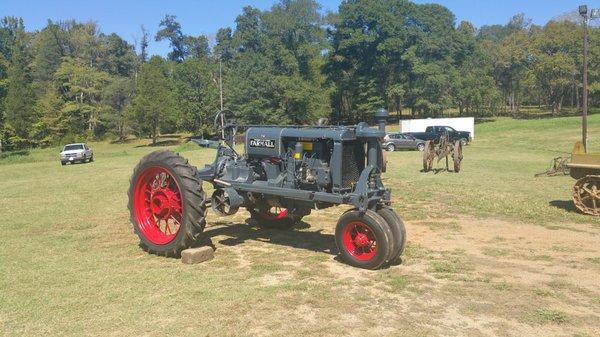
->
579, 5, 600, 152
580, 5, 589, 152
219, 56, 224, 111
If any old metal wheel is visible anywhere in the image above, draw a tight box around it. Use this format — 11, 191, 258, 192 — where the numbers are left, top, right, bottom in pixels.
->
335, 209, 392, 269
386, 143, 395, 152
572, 175, 600, 216
453, 140, 463, 173
422, 140, 434, 172
128, 150, 207, 257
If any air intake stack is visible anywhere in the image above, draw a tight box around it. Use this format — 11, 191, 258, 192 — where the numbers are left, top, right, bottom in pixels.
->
374, 108, 389, 132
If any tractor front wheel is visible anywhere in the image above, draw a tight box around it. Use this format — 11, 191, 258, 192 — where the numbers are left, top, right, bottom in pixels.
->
128, 150, 207, 257
335, 209, 393, 270
377, 207, 406, 264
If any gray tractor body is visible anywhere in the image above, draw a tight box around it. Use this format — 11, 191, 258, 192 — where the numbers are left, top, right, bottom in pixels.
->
197, 113, 391, 216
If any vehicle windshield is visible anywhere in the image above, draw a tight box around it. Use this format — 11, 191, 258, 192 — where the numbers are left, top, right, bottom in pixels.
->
63, 144, 84, 151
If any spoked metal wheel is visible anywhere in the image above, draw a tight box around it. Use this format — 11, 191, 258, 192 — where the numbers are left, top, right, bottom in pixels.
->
453, 140, 463, 173
573, 175, 600, 216
133, 167, 183, 244
422, 141, 434, 172
128, 150, 206, 257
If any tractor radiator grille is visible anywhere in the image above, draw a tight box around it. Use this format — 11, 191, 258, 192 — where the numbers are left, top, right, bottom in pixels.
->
341, 142, 364, 189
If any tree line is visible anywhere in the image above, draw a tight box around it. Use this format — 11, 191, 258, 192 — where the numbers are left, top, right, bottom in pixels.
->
0, 0, 598, 150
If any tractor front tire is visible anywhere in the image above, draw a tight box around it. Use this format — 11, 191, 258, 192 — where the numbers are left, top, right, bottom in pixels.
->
128, 150, 207, 257
377, 207, 406, 264
335, 209, 393, 270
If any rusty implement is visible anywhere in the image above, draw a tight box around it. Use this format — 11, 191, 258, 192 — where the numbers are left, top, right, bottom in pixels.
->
567, 141, 600, 216
422, 133, 463, 173
534, 156, 571, 177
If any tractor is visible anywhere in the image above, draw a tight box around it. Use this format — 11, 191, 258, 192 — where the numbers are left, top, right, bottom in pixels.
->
127, 109, 405, 269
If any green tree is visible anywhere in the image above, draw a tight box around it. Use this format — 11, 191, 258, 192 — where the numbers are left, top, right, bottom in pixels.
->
155, 15, 187, 62
4, 21, 35, 148
102, 77, 134, 141
54, 57, 110, 137
173, 58, 218, 134
129, 56, 175, 144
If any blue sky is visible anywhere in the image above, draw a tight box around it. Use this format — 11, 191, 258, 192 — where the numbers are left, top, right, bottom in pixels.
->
0, 0, 594, 56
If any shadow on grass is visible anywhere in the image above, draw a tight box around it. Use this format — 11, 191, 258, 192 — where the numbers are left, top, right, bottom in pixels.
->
109, 138, 136, 144
474, 117, 496, 124
200, 220, 338, 256
549, 200, 578, 213
134, 139, 182, 148
0, 150, 30, 160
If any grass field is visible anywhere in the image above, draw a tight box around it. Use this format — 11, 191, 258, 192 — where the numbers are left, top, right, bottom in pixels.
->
1, 115, 599, 336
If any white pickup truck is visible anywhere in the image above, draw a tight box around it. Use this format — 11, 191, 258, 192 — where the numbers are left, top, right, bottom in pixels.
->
60, 143, 94, 165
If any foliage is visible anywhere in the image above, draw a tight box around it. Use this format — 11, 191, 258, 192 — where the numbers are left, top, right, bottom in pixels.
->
0, 1, 598, 150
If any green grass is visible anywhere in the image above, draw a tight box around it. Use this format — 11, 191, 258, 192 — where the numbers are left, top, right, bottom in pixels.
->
1, 115, 600, 336
531, 308, 569, 325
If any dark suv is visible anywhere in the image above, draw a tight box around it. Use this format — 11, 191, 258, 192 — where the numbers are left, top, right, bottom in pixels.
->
407, 126, 471, 145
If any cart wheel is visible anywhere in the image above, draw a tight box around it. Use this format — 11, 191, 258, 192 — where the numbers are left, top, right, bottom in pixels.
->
377, 207, 406, 264
249, 206, 302, 229
572, 175, 600, 216
128, 150, 207, 257
453, 140, 463, 173
335, 209, 393, 270
422, 141, 434, 172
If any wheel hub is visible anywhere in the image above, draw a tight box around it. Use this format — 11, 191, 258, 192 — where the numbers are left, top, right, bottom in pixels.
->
150, 189, 178, 219
341, 221, 378, 261
354, 232, 370, 247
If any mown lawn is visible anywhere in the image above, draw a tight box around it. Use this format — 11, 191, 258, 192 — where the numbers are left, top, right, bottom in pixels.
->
1, 115, 599, 336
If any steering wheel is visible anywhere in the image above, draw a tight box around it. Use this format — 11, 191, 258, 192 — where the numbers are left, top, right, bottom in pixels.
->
214, 109, 237, 143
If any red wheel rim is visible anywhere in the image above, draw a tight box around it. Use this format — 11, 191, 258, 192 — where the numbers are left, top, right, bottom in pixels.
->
258, 207, 288, 220
133, 166, 183, 245
341, 221, 378, 261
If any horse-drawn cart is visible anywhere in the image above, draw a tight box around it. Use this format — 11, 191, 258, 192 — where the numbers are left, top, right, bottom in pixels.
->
568, 141, 600, 215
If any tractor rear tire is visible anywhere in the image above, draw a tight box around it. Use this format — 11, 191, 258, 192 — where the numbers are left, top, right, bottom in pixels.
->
377, 207, 406, 264
249, 206, 302, 229
335, 209, 393, 270
128, 150, 207, 257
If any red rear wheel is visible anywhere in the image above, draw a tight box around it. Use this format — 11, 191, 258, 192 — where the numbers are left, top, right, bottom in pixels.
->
128, 150, 206, 257
249, 206, 300, 229
258, 207, 289, 220
133, 166, 183, 245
